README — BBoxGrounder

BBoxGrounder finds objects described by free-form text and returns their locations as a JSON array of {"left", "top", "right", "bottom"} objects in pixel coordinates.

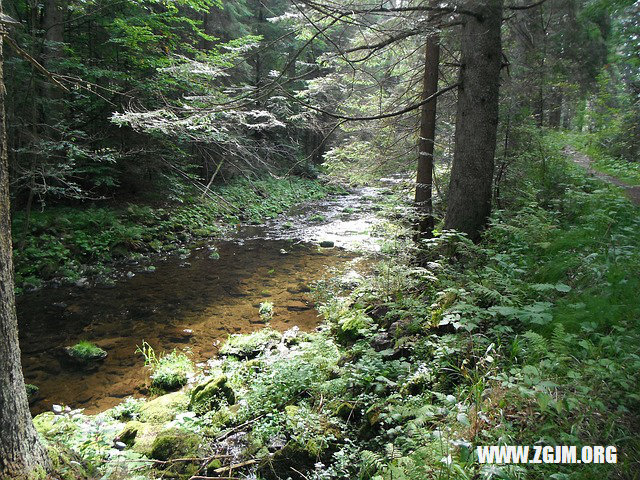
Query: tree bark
[
  {"left": 42, "top": 0, "right": 65, "bottom": 114},
  {"left": 0, "top": 4, "right": 51, "bottom": 477},
  {"left": 414, "top": 27, "right": 440, "bottom": 239},
  {"left": 444, "top": 0, "right": 504, "bottom": 241}
]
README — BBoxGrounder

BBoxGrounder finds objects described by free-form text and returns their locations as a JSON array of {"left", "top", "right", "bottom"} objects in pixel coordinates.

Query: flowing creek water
[{"left": 18, "top": 186, "right": 386, "bottom": 414}]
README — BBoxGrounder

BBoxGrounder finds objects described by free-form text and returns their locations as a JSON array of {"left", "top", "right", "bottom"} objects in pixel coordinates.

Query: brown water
[{"left": 18, "top": 187, "right": 384, "bottom": 414}]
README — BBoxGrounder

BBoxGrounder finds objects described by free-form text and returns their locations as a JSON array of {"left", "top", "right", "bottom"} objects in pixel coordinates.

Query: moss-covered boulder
[
  {"left": 219, "top": 328, "right": 282, "bottom": 358},
  {"left": 149, "top": 428, "right": 201, "bottom": 461},
  {"left": 116, "top": 421, "right": 165, "bottom": 457},
  {"left": 117, "top": 421, "right": 143, "bottom": 447},
  {"left": 138, "top": 391, "right": 189, "bottom": 424},
  {"left": 189, "top": 375, "right": 235, "bottom": 415}
]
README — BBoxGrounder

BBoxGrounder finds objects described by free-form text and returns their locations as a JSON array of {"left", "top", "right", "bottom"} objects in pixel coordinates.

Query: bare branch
[
  {"left": 3, "top": 35, "right": 69, "bottom": 92},
  {"left": 507, "top": 0, "right": 547, "bottom": 11}
]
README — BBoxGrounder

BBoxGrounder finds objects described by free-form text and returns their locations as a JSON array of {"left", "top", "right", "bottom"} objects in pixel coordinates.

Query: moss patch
[
  {"left": 64, "top": 341, "right": 107, "bottom": 365},
  {"left": 189, "top": 375, "right": 235, "bottom": 415},
  {"left": 219, "top": 328, "right": 282, "bottom": 358},
  {"left": 138, "top": 391, "right": 189, "bottom": 424},
  {"left": 149, "top": 429, "right": 201, "bottom": 461}
]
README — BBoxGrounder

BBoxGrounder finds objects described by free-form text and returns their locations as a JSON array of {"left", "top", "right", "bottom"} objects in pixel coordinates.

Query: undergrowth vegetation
[
  {"left": 136, "top": 342, "right": 195, "bottom": 393},
  {"left": 12, "top": 177, "right": 336, "bottom": 293},
  {"left": 34, "top": 132, "right": 639, "bottom": 479}
]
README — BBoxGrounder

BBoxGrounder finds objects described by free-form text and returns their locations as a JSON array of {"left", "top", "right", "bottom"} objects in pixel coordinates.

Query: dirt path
[{"left": 564, "top": 146, "right": 640, "bottom": 206}]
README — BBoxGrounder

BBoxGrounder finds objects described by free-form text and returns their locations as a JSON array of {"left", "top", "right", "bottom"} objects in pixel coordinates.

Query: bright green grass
[{"left": 67, "top": 341, "right": 107, "bottom": 361}]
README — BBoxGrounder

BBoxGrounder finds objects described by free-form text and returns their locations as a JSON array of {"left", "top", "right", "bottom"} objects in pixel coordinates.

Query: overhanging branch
[{"left": 287, "top": 82, "right": 460, "bottom": 122}]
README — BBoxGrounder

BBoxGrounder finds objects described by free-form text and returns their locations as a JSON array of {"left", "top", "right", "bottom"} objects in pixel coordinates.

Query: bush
[{"left": 136, "top": 341, "right": 194, "bottom": 392}]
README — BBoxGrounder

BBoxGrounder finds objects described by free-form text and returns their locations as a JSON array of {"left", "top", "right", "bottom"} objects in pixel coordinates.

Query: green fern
[{"left": 522, "top": 330, "right": 549, "bottom": 361}]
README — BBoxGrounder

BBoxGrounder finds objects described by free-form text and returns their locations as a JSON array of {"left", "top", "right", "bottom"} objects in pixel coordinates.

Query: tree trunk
[
  {"left": 0, "top": 5, "right": 51, "bottom": 477},
  {"left": 42, "top": 0, "right": 65, "bottom": 59},
  {"left": 254, "top": 0, "right": 264, "bottom": 107},
  {"left": 548, "top": 90, "right": 562, "bottom": 128},
  {"left": 444, "top": 0, "right": 504, "bottom": 241},
  {"left": 414, "top": 28, "right": 440, "bottom": 239},
  {"left": 42, "top": 0, "right": 65, "bottom": 120}
]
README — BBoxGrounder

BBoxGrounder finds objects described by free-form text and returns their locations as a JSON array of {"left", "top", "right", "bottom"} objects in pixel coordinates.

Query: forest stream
[{"left": 18, "top": 186, "right": 386, "bottom": 415}]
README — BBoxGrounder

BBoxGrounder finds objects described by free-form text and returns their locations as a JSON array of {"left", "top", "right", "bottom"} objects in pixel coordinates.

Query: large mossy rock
[
  {"left": 149, "top": 428, "right": 201, "bottom": 461},
  {"left": 139, "top": 391, "right": 189, "bottom": 424},
  {"left": 117, "top": 421, "right": 169, "bottom": 457},
  {"left": 189, "top": 375, "right": 235, "bottom": 415}
]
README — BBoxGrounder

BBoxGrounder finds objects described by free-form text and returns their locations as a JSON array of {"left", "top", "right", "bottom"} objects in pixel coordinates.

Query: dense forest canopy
[{"left": 0, "top": 0, "right": 639, "bottom": 478}]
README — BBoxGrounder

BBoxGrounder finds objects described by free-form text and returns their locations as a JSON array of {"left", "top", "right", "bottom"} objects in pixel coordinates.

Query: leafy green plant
[
  {"left": 136, "top": 341, "right": 194, "bottom": 392},
  {"left": 258, "top": 301, "right": 274, "bottom": 322}
]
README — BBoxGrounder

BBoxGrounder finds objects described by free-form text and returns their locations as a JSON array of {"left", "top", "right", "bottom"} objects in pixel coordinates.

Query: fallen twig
[{"left": 213, "top": 459, "right": 258, "bottom": 474}]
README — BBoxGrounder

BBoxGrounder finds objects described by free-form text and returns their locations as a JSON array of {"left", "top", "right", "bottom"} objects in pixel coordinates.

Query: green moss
[
  {"left": 116, "top": 421, "right": 165, "bottom": 457},
  {"left": 149, "top": 429, "right": 200, "bottom": 461},
  {"left": 26, "top": 383, "right": 39, "bottom": 403},
  {"left": 138, "top": 391, "right": 189, "bottom": 424},
  {"left": 117, "top": 420, "right": 142, "bottom": 447},
  {"left": 64, "top": 341, "right": 107, "bottom": 363},
  {"left": 189, "top": 375, "right": 235, "bottom": 415},
  {"left": 219, "top": 328, "right": 282, "bottom": 358}
]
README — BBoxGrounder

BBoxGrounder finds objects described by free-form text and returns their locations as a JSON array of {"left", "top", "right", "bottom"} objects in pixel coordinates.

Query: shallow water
[{"left": 18, "top": 187, "right": 384, "bottom": 414}]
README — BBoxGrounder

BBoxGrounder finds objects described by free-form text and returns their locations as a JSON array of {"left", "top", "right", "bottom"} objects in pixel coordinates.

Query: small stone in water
[
  {"left": 75, "top": 278, "right": 89, "bottom": 288},
  {"left": 114, "top": 441, "right": 127, "bottom": 451},
  {"left": 183, "top": 329, "right": 193, "bottom": 335},
  {"left": 319, "top": 240, "right": 335, "bottom": 248},
  {"left": 52, "top": 404, "right": 63, "bottom": 414},
  {"left": 279, "top": 249, "right": 288, "bottom": 255},
  {"left": 126, "top": 271, "right": 135, "bottom": 278}
]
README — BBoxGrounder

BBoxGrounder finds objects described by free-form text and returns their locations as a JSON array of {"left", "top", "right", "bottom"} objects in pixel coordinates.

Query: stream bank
[{"left": 20, "top": 183, "right": 387, "bottom": 415}]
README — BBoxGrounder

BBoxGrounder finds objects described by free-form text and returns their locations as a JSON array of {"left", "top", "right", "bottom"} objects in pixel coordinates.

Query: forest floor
[{"left": 564, "top": 145, "right": 640, "bottom": 205}]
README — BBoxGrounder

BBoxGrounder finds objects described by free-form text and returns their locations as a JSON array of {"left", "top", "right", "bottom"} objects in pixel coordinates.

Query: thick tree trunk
[
  {"left": 42, "top": 0, "right": 65, "bottom": 58},
  {"left": 0, "top": 6, "right": 51, "bottom": 478},
  {"left": 42, "top": 0, "right": 65, "bottom": 112},
  {"left": 444, "top": 0, "right": 504, "bottom": 241},
  {"left": 414, "top": 29, "right": 440, "bottom": 239}
]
